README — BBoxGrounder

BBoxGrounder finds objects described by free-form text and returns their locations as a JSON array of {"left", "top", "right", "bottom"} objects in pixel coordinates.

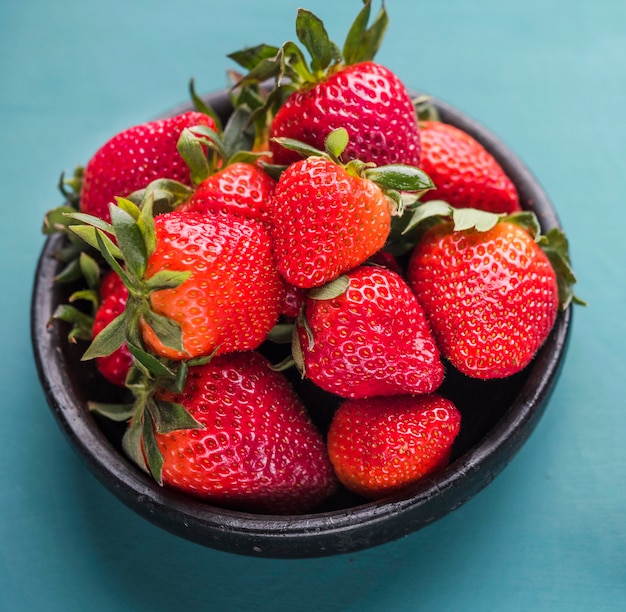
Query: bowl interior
[{"left": 31, "top": 90, "right": 571, "bottom": 558}]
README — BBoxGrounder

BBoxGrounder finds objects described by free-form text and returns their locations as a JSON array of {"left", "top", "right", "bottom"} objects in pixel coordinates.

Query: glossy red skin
[
  {"left": 327, "top": 394, "right": 461, "bottom": 500},
  {"left": 155, "top": 351, "right": 337, "bottom": 514},
  {"left": 179, "top": 162, "right": 275, "bottom": 223},
  {"left": 269, "top": 156, "right": 391, "bottom": 288},
  {"left": 298, "top": 266, "right": 444, "bottom": 398},
  {"left": 92, "top": 283, "right": 132, "bottom": 386},
  {"left": 419, "top": 121, "right": 521, "bottom": 214},
  {"left": 141, "top": 210, "right": 283, "bottom": 361},
  {"left": 80, "top": 111, "right": 217, "bottom": 222},
  {"left": 407, "top": 221, "right": 559, "bottom": 379},
  {"left": 270, "top": 61, "right": 421, "bottom": 168}
]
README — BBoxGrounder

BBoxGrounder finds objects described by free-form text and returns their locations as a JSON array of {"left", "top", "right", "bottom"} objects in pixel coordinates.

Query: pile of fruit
[{"left": 43, "top": 2, "right": 580, "bottom": 515}]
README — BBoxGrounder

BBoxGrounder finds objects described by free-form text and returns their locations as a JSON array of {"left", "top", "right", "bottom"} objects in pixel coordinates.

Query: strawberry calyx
[
  {"left": 66, "top": 196, "right": 191, "bottom": 364},
  {"left": 397, "top": 200, "right": 583, "bottom": 310},
  {"left": 270, "top": 127, "right": 434, "bottom": 213},
  {"left": 228, "top": 1, "right": 388, "bottom": 122}
]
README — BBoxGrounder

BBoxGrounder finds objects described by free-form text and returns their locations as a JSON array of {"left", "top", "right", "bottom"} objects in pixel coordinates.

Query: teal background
[{"left": 1, "top": 0, "right": 623, "bottom": 609}]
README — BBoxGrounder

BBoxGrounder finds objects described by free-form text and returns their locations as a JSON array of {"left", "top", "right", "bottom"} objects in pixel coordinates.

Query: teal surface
[{"left": 1, "top": 0, "right": 623, "bottom": 609}]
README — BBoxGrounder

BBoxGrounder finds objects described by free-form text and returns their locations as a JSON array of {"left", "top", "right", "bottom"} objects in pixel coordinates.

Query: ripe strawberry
[
  {"left": 269, "top": 61, "right": 421, "bottom": 168},
  {"left": 178, "top": 161, "right": 275, "bottom": 223},
  {"left": 267, "top": 130, "right": 432, "bottom": 289},
  {"left": 418, "top": 120, "right": 521, "bottom": 214},
  {"left": 406, "top": 204, "right": 577, "bottom": 379},
  {"left": 80, "top": 111, "right": 217, "bottom": 222},
  {"left": 92, "top": 282, "right": 133, "bottom": 386},
  {"left": 327, "top": 394, "right": 461, "bottom": 500},
  {"left": 293, "top": 266, "right": 444, "bottom": 398},
  {"left": 74, "top": 199, "right": 283, "bottom": 365},
  {"left": 230, "top": 2, "right": 420, "bottom": 168},
  {"left": 141, "top": 209, "right": 283, "bottom": 360},
  {"left": 149, "top": 351, "right": 337, "bottom": 513}
]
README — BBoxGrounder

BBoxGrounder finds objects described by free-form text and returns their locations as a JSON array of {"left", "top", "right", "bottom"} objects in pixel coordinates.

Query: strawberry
[
  {"left": 146, "top": 351, "right": 337, "bottom": 513},
  {"left": 292, "top": 265, "right": 444, "bottom": 398},
  {"left": 418, "top": 120, "right": 521, "bottom": 214},
  {"left": 178, "top": 161, "right": 275, "bottom": 223},
  {"left": 267, "top": 129, "right": 432, "bottom": 289},
  {"left": 230, "top": 2, "right": 421, "bottom": 168},
  {"left": 71, "top": 198, "right": 283, "bottom": 365},
  {"left": 92, "top": 282, "right": 133, "bottom": 386},
  {"left": 405, "top": 203, "right": 579, "bottom": 379},
  {"left": 327, "top": 393, "right": 461, "bottom": 500},
  {"left": 80, "top": 111, "right": 217, "bottom": 223}
]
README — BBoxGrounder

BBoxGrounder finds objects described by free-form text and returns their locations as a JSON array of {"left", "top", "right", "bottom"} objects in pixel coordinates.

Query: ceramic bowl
[{"left": 31, "top": 90, "right": 572, "bottom": 558}]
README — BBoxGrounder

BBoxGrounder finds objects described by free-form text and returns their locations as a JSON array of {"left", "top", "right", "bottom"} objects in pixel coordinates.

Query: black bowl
[{"left": 31, "top": 90, "right": 572, "bottom": 558}]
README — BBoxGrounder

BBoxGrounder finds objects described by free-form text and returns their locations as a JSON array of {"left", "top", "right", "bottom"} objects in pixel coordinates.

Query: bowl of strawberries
[{"left": 31, "top": 2, "right": 579, "bottom": 558}]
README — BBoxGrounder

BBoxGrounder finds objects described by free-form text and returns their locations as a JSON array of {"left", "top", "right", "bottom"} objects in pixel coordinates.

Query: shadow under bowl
[{"left": 31, "top": 90, "right": 572, "bottom": 558}]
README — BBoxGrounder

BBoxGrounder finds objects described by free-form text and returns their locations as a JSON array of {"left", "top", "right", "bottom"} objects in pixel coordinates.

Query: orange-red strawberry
[
  {"left": 92, "top": 281, "right": 132, "bottom": 386},
  {"left": 73, "top": 198, "right": 283, "bottom": 366},
  {"left": 406, "top": 204, "right": 577, "bottom": 379},
  {"left": 141, "top": 209, "right": 283, "bottom": 360},
  {"left": 230, "top": 2, "right": 420, "bottom": 168},
  {"left": 293, "top": 266, "right": 444, "bottom": 398},
  {"left": 80, "top": 111, "right": 217, "bottom": 222},
  {"left": 418, "top": 120, "right": 521, "bottom": 214},
  {"left": 178, "top": 161, "right": 275, "bottom": 223},
  {"left": 327, "top": 394, "right": 461, "bottom": 500},
  {"left": 150, "top": 351, "right": 337, "bottom": 513}
]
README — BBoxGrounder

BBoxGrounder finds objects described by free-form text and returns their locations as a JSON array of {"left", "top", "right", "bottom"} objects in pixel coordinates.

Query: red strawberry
[
  {"left": 178, "top": 161, "right": 275, "bottom": 223},
  {"left": 418, "top": 120, "right": 521, "bottom": 214},
  {"left": 327, "top": 394, "right": 461, "bottom": 500},
  {"left": 269, "top": 155, "right": 391, "bottom": 288},
  {"left": 80, "top": 111, "right": 217, "bottom": 222},
  {"left": 150, "top": 351, "right": 337, "bottom": 513},
  {"left": 99, "top": 268, "right": 126, "bottom": 300},
  {"left": 141, "top": 209, "right": 283, "bottom": 361},
  {"left": 406, "top": 205, "right": 571, "bottom": 379},
  {"left": 77, "top": 199, "right": 284, "bottom": 366},
  {"left": 92, "top": 282, "right": 133, "bottom": 386},
  {"left": 267, "top": 130, "right": 432, "bottom": 289},
  {"left": 270, "top": 61, "right": 420, "bottom": 168},
  {"left": 230, "top": 3, "right": 420, "bottom": 168},
  {"left": 293, "top": 266, "right": 444, "bottom": 398}
]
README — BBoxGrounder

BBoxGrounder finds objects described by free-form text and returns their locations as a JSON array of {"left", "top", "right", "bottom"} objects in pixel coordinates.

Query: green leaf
[
  {"left": 308, "top": 275, "right": 350, "bottom": 300},
  {"left": 342, "top": 0, "right": 389, "bottom": 65},
  {"left": 148, "top": 399, "right": 205, "bottom": 434},
  {"left": 325, "top": 128, "right": 349, "bottom": 161},
  {"left": 143, "top": 309, "right": 186, "bottom": 354},
  {"left": 68, "top": 225, "right": 123, "bottom": 260},
  {"left": 271, "top": 136, "right": 325, "bottom": 160},
  {"left": 51, "top": 304, "right": 94, "bottom": 342},
  {"left": 81, "top": 310, "right": 126, "bottom": 360},
  {"left": 222, "top": 105, "right": 256, "bottom": 160},
  {"left": 189, "top": 78, "right": 223, "bottom": 132},
  {"left": 142, "top": 411, "right": 164, "bottom": 484},
  {"left": 79, "top": 252, "right": 101, "bottom": 290},
  {"left": 401, "top": 200, "right": 453, "bottom": 235},
  {"left": 93, "top": 230, "right": 132, "bottom": 288},
  {"left": 66, "top": 211, "right": 115, "bottom": 235},
  {"left": 125, "top": 342, "right": 177, "bottom": 380},
  {"left": 295, "top": 8, "right": 338, "bottom": 73},
  {"left": 228, "top": 44, "right": 281, "bottom": 71},
  {"left": 110, "top": 203, "right": 148, "bottom": 279},
  {"left": 365, "top": 164, "right": 435, "bottom": 192},
  {"left": 42, "top": 205, "right": 78, "bottom": 235},
  {"left": 177, "top": 127, "right": 213, "bottom": 185},
  {"left": 504, "top": 210, "right": 542, "bottom": 240},
  {"left": 145, "top": 269, "right": 190, "bottom": 292},
  {"left": 538, "top": 227, "right": 585, "bottom": 309},
  {"left": 122, "top": 416, "right": 149, "bottom": 473},
  {"left": 88, "top": 401, "right": 135, "bottom": 422},
  {"left": 452, "top": 207, "right": 502, "bottom": 232}
]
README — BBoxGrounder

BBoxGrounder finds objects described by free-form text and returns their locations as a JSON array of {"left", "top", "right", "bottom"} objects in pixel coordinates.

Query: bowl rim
[{"left": 31, "top": 89, "right": 572, "bottom": 558}]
